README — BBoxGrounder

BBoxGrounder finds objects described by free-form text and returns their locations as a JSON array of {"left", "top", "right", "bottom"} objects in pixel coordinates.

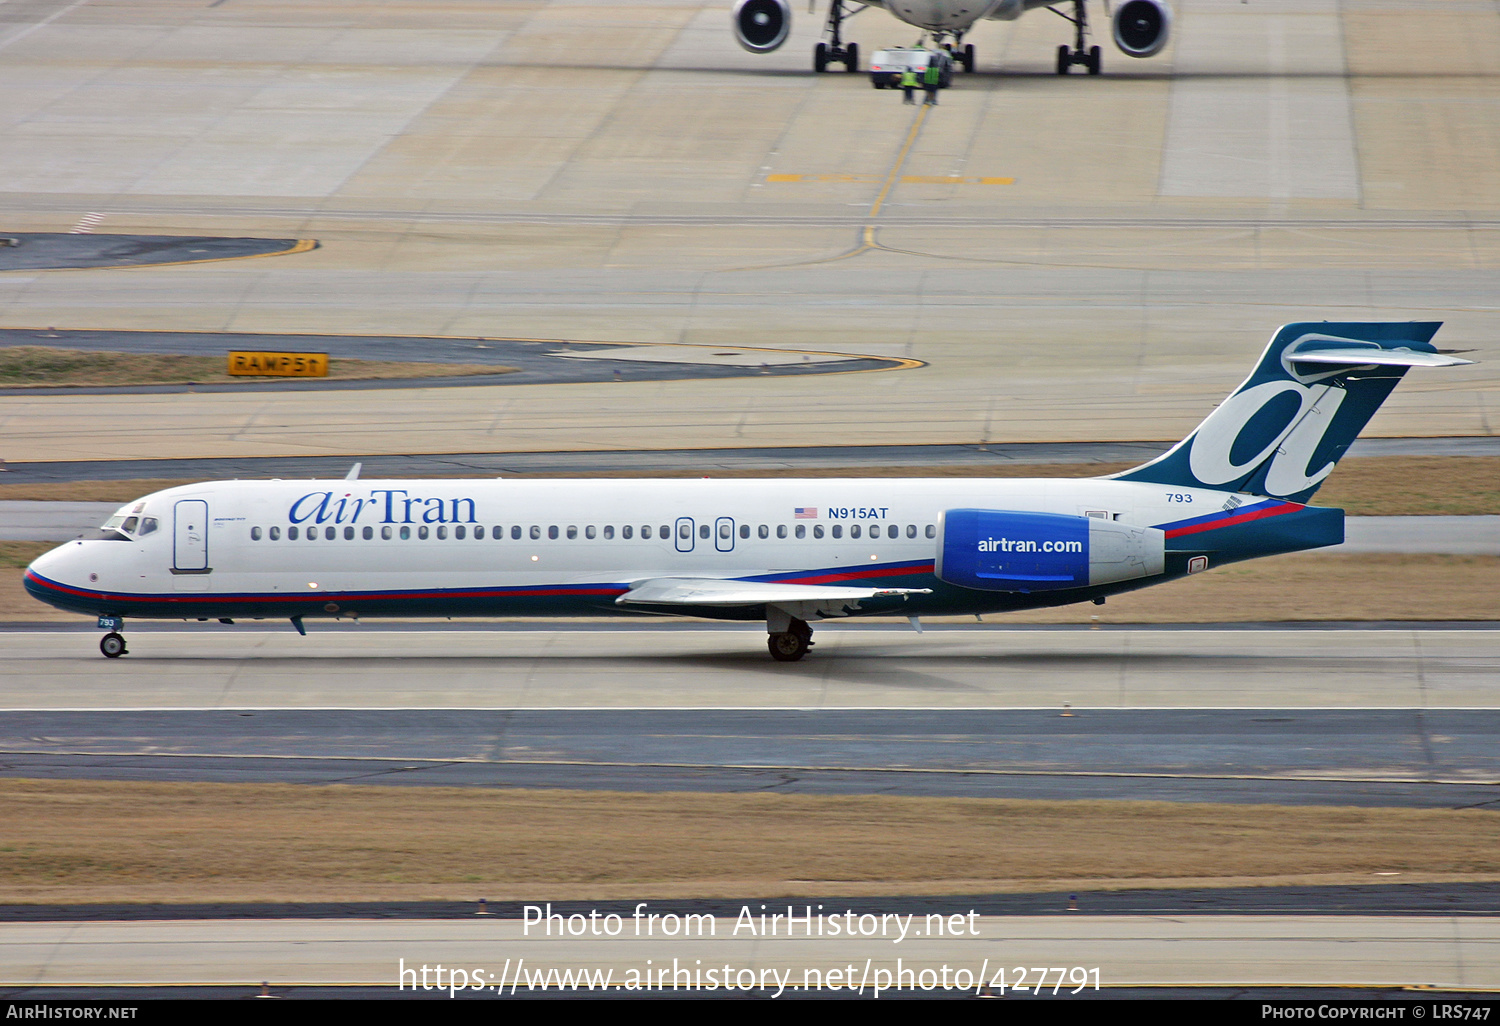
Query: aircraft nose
[{"left": 25, "top": 541, "right": 84, "bottom": 589}]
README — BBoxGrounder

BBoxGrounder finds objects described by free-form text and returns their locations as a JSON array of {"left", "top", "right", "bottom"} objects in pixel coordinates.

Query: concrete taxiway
[
  {"left": 4, "top": 627, "right": 1497, "bottom": 711},
  {"left": 0, "top": 0, "right": 1496, "bottom": 464}
]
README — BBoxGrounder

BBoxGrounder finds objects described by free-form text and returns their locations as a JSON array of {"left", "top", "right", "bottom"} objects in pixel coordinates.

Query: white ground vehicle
[{"left": 869, "top": 48, "right": 953, "bottom": 89}]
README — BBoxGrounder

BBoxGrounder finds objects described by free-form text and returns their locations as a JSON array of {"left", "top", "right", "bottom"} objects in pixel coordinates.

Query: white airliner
[
  {"left": 25, "top": 322, "right": 1470, "bottom": 661},
  {"left": 733, "top": 0, "right": 1171, "bottom": 76}
]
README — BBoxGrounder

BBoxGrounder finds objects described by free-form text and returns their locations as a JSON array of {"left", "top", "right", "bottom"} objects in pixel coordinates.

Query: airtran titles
[{"left": 288, "top": 489, "right": 478, "bottom": 526}]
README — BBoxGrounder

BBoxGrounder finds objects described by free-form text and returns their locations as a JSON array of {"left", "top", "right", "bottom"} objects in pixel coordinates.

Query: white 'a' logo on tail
[{"left": 1187, "top": 381, "right": 1348, "bottom": 497}]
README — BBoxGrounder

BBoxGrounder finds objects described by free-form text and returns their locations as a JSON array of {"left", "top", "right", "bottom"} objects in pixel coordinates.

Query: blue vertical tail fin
[{"left": 1112, "top": 322, "right": 1469, "bottom": 503}]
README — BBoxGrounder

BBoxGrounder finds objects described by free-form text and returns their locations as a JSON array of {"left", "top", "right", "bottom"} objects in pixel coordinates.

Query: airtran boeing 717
[{"left": 24, "top": 322, "right": 1470, "bottom": 661}]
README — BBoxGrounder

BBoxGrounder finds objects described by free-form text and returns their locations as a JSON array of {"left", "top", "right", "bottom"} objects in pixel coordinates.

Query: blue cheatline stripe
[{"left": 24, "top": 559, "right": 941, "bottom": 610}]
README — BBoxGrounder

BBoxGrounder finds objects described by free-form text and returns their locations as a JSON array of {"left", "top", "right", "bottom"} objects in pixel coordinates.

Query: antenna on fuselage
[{"left": 344, "top": 463, "right": 362, "bottom": 481}]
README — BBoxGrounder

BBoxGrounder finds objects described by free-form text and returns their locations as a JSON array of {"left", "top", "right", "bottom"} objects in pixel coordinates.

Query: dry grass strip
[{"left": 2, "top": 780, "right": 1499, "bottom": 904}]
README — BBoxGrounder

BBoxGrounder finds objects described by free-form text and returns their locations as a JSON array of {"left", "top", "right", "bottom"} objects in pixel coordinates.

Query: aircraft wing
[{"left": 615, "top": 577, "right": 929, "bottom": 608}]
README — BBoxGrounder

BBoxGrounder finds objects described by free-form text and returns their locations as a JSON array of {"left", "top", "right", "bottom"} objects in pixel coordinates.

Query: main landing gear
[
  {"left": 768, "top": 617, "right": 814, "bottom": 662},
  {"left": 100, "top": 631, "right": 127, "bottom": 658},
  {"left": 813, "top": 0, "right": 861, "bottom": 72},
  {"left": 1053, "top": 0, "right": 1101, "bottom": 75}
]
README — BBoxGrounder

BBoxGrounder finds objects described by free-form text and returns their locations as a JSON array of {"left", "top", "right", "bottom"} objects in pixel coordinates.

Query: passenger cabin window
[
  {"left": 363, "top": 526, "right": 373, "bottom": 540},
  {"left": 437, "top": 526, "right": 448, "bottom": 539},
  {"left": 530, "top": 526, "right": 540, "bottom": 540},
  {"left": 777, "top": 525, "right": 787, "bottom": 539},
  {"left": 548, "top": 525, "right": 559, "bottom": 540},
  {"left": 813, "top": 525, "right": 824, "bottom": 539},
  {"left": 926, "top": 525, "right": 936, "bottom": 538},
  {"left": 566, "top": 525, "right": 577, "bottom": 540},
  {"left": 456, "top": 525, "right": 466, "bottom": 540},
  {"left": 344, "top": 526, "right": 354, "bottom": 540},
  {"left": 741, "top": 524, "right": 751, "bottom": 539},
  {"left": 418, "top": 526, "right": 429, "bottom": 540},
  {"left": 250, "top": 526, "right": 262, "bottom": 541},
  {"left": 850, "top": 524, "right": 860, "bottom": 539},
  {"left": 586, "top": 525, "right": 596, "bottom": 539},
  {"left": 289, "top": 526, "right": 299, "bottom": 540},
  {"left": 603, "top": 525, "right": 614, "bottom": 540},
  {"left": 659, "top": 525, "right": 668, "bottom": 539},
  {"left": 831, "top": 525, "right": 842, "bottom": 539},
  {"left": 513, "top": 526, "right": 523, "bottom": 540},
  {"left": 795, "top": 525, "right": 805, "bottom": 539},
  {"left": 401, "top": 526, "right": 411, "bottom": 540},
  {"left": 382, "top": 526, "right": 392, "bottom": 540},
  {"left": 906, "top": 524, "right": 916, "bottom": 538},
  {"left": 270, "top": 526, "right": 281, "bottom": 541},
  {"left": 324, "top": 526, "right": 336, "bottom": 540},
  {"left": 699, "top": 524, "right": 710, "bottom": 540},
  {"left": 622, "top": 525, "right": 633, "bottom": 540}
]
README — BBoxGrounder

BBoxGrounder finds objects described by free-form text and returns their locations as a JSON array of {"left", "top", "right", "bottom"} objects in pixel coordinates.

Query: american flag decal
[{"left": 794, "top": 507, "right": 818, "bottom": 519}]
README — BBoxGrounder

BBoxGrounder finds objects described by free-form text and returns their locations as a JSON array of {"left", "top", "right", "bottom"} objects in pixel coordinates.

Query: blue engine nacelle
[{"left": 935, "top": 509, "right": 1165, "bottom": 593}]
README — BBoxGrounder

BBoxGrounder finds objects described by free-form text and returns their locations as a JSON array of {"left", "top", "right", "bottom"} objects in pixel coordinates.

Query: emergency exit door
[{"left": 173, "top": 499, "right": 209, "bottom": 572}]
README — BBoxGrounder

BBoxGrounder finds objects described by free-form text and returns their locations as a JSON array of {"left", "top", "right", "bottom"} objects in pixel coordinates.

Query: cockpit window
[
  {"left": 138, "top": 517, "right": 158, "bottom": 536},
  {"left": 121, "top": 517, "right": 139, "bottom": 533}
]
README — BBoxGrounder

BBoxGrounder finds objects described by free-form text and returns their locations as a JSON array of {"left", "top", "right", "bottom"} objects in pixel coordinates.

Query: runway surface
[
  {"left": 2, "top": 626, "right": 1498, "bottom": 805},
  {"left": 7, "top": 626, "right": 1499, "bottom": 711},
  {"left": 4, "top": 914, "right": 1499, "bottom": 990},
  {"left": 3, "top": 707, "right": 1498, "bottom": 808}
]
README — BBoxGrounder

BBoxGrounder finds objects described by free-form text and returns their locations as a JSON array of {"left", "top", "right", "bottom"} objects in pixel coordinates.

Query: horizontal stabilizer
[
  {"left": 617, "top": 577, "right": 930, "bottom": 608},
  {"left": 1286, "top": 348, "right": 1472, "bottom": 368}
]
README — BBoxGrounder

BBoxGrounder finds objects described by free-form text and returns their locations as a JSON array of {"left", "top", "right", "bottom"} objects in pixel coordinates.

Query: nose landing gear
[
  {"left": 1053, "top": 0, "right": 1102, "bottom": 75},
  {"left": 100, "top": 632, "right": 127, "bottom": 658}
]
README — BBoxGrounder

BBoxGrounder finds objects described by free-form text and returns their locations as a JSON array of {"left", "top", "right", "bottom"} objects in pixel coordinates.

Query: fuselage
[
  {"left": 24, "top": 475, "right": 1342, "bottom": 624},
  {"left": 875, "top": 0, "right": 1035, "bottom": 37}
]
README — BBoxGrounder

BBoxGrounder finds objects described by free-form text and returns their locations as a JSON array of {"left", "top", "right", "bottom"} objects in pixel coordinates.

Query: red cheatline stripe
[
  {"left": 1164, "top": 502, "right": 1298, "bottom": 539},
  {"left": 772, "top": 562, "right": 934, "bottom": 586}
]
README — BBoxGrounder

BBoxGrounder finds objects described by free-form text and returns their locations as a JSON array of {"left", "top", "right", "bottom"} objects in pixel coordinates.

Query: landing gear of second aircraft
[
  {"left": 768, "top": 618, "right": 814, "bottom": 662},
  {"left": 1053, "top": 0, "right": 1101, "bottom": 75},
  {"left": 813, "top": 0, "right": 862, "bottom": 72}
]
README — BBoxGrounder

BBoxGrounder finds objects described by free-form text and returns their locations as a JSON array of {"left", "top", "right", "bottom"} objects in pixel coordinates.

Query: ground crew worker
[
  {"left": 899, "top": 67, "right": 919, "bottom": 104},
  {"left": 922, "top": 60, "right": 941, "bottom": 105}
]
